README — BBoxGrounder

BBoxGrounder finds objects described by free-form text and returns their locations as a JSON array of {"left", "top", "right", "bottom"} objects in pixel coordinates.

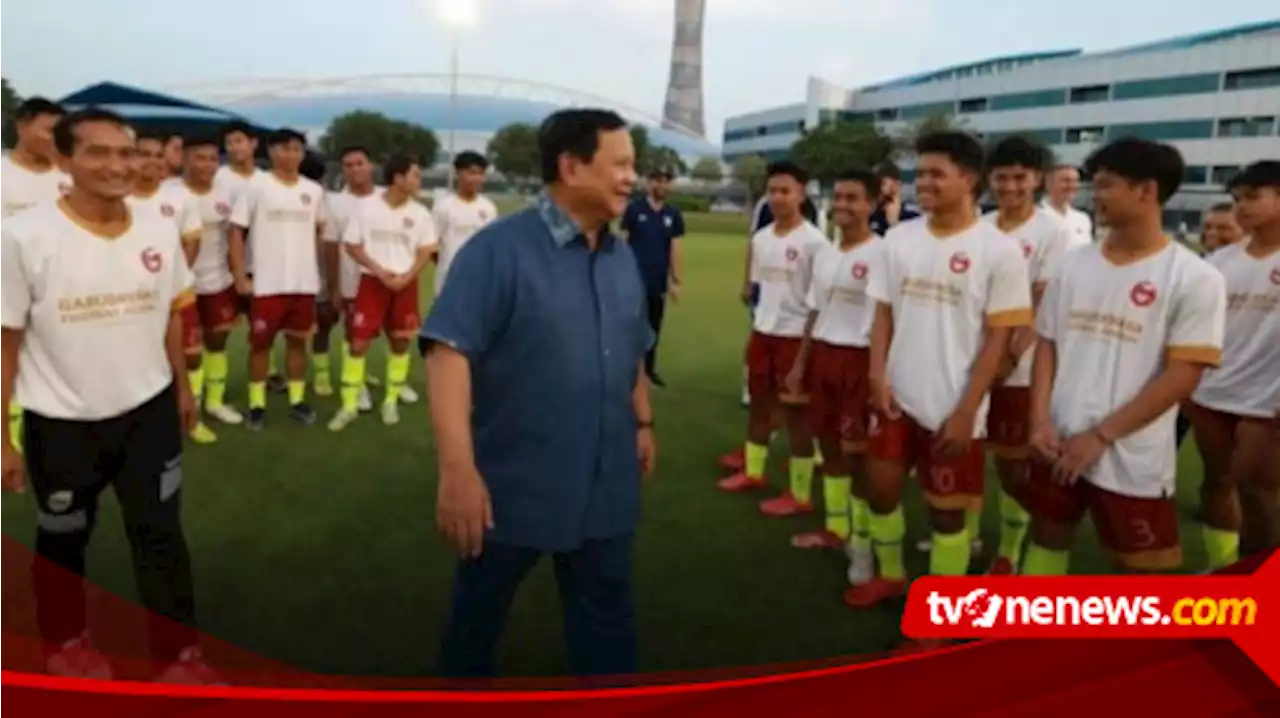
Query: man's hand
[
  {"left": 870, "top": 377, "right": 901, "bottom": 420},
  {"left": 377, "top": 269, "right": 399, "bottom": 290},
  {"left": 330, "top": 293, "right": 345, "bottom": 314},
  {"left": 784, "top": 361, "right": 806, "bottom": 400},
  {"left": 740, "top": 283, "right": 754, "bottom": 307},
  {"left": 667, "top": 281, "right": 681, "bottom": 305},
  {"left": 234, "top": 275, "right": 253, "bottom": 297},
  {"left": 933, "top": 409, "right": 976, "bottom": 458},
  {"left": 2, "top": 444, "right": 25, "bottom": 493},
  {"left": 1030, "top": 421, "right": 1061, "bottom": 462},
  {"left": 638, "top": 427, "right": 657, "bottom": 477},
  {"left": 177, "top": 385, "right": 198, "bottom": 435},
  {"left": 1053, "top": 430, "right": 1108, "bottom": 486},
  {"left": 437, "top": 463, "right": 494, "bottom": 559}
]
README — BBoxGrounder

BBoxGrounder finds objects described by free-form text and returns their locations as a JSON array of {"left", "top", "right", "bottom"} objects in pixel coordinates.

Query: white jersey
[
  {"left": 126, "top": 184, "right": 203, "bottom": 247},
  {"left": 432, "top": 193, "right": 497, "bottom": 296},
  {"left": 1, "top": 156, "right": 71, "bottom": 218},
  {"left": 1, "top": 201, "right": 194, "bottom": 420},
  {"left": 1042, "top": 200, "right": 1094, "bottom": 246},
  {"left": 229, "top": 172, "right": 324, "bottom": 297},
  {"left": 322, "top": 188, "right": 383, "bottom": 300},
  {"left": 806, "top": 237, "right": 883, "bottom": 348},
  {"left": 868, "top": 219, "right": 1032, "bottom": 434},
  {"left": 181, "top": 183, "right": 237, "bottom": 295},
  {"left": 751, "top": 222, "right": 827, "bottom": 338},
  {"left": 215, "top": 165, "right": 261, "bottom": 270},
  {"left": 984, "top": 208, "right": 1078, "bottom": 388},
  {"left": 343, "top": 195, "right": 437, "bottom": 275},
  {"left": 1191, "top": 241, "right": 1280, "bottom": 419},
  {"left": 1037, "top": 242, "right": 1226, "bottom": 498}
]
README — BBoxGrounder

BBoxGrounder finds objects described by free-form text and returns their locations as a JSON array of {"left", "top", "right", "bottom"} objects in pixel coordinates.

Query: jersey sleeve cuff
[
  {"left": 986, "top": 308, "right": 1033, "bottom": 328},
  {"left": 1166, "top": 345, "right": 1221, "bottom": 367},
  {"left": 171, "top": 289, "right": 196, "bottom": 313}
]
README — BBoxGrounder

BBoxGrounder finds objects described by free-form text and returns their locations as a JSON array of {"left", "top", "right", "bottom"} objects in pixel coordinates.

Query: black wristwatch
[{"left": 637, "top": 419, "right": 655, "bottom": 430}]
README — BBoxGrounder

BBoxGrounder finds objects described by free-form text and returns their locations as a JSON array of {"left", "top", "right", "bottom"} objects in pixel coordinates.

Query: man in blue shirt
[
  {"left": 868, "top": 162, "right": 921, "bottom": 235},
  {"left": 421, "top": 109, "right": 656, "bottom": 680},
  {"left": 621, "top": 168, "right": 684, "bottom": 387}
]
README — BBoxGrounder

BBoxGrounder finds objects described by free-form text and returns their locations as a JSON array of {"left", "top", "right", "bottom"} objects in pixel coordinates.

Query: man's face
[
  {"left": 1201, "top": 210, "right": 1243, "bottom": 253},
  {"left": 393, "top": 164, "right": 422, "bottom": 195},
  {"left": 560, "top": 128, "right": 636, "bottom": 220},
  {"left": 456, "top": 165, "right": 487, "bottom": 195},
  {"left": 1090, "top": 169, "right": 1150, "bottom": 228},
  {"left": 1048, "top": 167, "right": 1080, "bottom": 205},
  {"left": 134, "top": 138, "right": 169, "bottom": 184},
  {"left": 1231, "top": 185, "right": 1280, "bottom": 234},
  {"left": 164, "top": 136, "right": 184, "bottom": 173},
  {"left": 66, "top": 120, "right": 135, "bottom": 200},
  {"left": 341, "top": 151, "right": 374, "bottom": 189},
  {"left": 224, "top": 131, "right": 257, "bottom": 165},
  {"left": 17, "top": 112, "right": 63, "bottom": 160},
  {"left": 990, "top": 165, "right": 1041, "bottom": 213},
  {"left": 647, "top": 175, "right": 671, "bottom": 200},
  {"left": 914, "top": 152, "right": 974, "bottom": 214},
  {"left": 879, "top": 176, "right": 900, "bottom": 201},
  {"left": 767, "top": 173, "right": 804, "bottom": 221},
  {"left": 184, "top": 145, "right": 220, "bottom": 185},
  {"left": 268, "top": 139, "right": 304, "bottom": 174},
  {"left": 831, "top": 179, "right": 873, "bottom": 229}
]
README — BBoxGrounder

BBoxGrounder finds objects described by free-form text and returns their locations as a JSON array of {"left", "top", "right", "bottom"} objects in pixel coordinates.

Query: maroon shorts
[
  {"left": 868, "top": 410, "right": 985, "bottom": 511},
  {"left": 1027, "top": 461, "right": 1181, "bottom": 571},
  {"left": 988, "top": 386, "right": 1031, "bottom": 459},
  {"left": 250, "top": 294, "right": 317, "bottom": 351},
  {"left": 808, "top": 343, "right": 870, "bottom": 453},
  {"left": 196, "top": 286, "right": 241, "bottom": 335},
  {"left": 180, "top": 304, "right": 202, "bottom": 357},
  {"left": 746, "top": 332, "right": 807, "bottom": 405},
  {"left": 349, "top": 275, "right": 420, "bottom": 343}
]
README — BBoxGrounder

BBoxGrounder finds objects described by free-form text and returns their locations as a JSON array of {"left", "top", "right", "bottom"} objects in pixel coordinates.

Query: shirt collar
[{"left": 535, "top": 191, "right": 613, "bottom": 250}]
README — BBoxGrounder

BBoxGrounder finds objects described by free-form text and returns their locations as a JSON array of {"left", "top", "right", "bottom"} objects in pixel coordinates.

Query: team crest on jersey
[
  {"left": 215, "top": 201, "right": 231, "bottom": 216},
  {"left": 300, "top": 193, "right": 313, "bottom": 206},
  {"left": 785, "top": 247, "right": 799, "bottom": 262},
  {"left": 140, "top": 247, "right": 163, "bottom": 274},
  {"left": 1270, "top": 267, "right": 1280, "bottom": 286},
  {"left": 58, "top": 181, "right": 73, "bottom": 196},
  {"left": 403, "top": 217, "right": 415, "bottom": 230},
  {"left": 664, "top": 216, "right": 673, "bottom": 228},
  {"left": 160, "top": 203, "right": 176, "bottom": 218},
  {"left": 852, "top": 262, "right": 869, "bottom": 279},
  {"left": 1130, "top": 281, "right": 1158, "bottom": 307},
  {"left": 638, "top": 214, "right": 647, "bottom": 223},
  {"left": 949, "top": 252, "right": 971, "bottom": 274},
  {"left": 478, "top": 209, "right": 489, "bottom": 221},
  {"left": 1020, "top": 241, "right": 1033, "bottom": 259}
]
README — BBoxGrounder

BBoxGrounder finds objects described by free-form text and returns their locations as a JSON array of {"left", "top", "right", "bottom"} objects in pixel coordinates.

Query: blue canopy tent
[{"left": 58, "top": 81, "right": 271, "bottom": 137}]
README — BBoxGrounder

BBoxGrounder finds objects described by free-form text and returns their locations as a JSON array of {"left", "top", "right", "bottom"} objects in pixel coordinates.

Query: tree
[
  {"left": 487, "top": 122, "right": 540, "bottom": 191},
  {"left": 690, "top": 156, "right": 723, "bottom": 189},
  {"left": 629, "top": 125, "right": 652, "bottom": 176},
  {"left": 790, "top": 121, "right": 894, "bottom": 188},
  {"left": 732, "top": 154, "right": 769, "bottom": 202},
  {"left": 895, "top": 113, "right": 970, "bottom": 154},
  {"left": 2, "top": 78, "right": 21, "bottom": 150},
  {"left": 319, "top": 110, "right": 439, "bottom": 167},
  {"left": 644, "top": 145, "right": 687, "bottom": 177}
]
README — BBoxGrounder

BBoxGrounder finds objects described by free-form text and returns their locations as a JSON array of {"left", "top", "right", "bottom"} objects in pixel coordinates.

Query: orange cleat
[
  {"left": 719, "top": 449, "right": 745, "bottom": 472},
  {"left": 759, "top": 492, "right": 814, "bottom": 517},
  {"left": 790, "top": 530, "right": 845, "bottom": 550},
  {"left": 987, "top": 557, "right": 1016, "bottom": 576},
  {"left": 717, "top": 473, "right": 768, "bottom": 493},
  {"left": 843, "top": 577, "right": 907, "bottom": 608}
]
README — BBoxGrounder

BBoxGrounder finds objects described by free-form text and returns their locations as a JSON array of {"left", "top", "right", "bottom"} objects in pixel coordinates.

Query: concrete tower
[{"left": 663, "top": 0, "right": 706, "bottom": 137}]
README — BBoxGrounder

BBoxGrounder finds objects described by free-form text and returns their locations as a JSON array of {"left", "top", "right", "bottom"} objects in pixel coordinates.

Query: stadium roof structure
[{"left": 59, "top": 81, "right": 268, "bottom": 130}]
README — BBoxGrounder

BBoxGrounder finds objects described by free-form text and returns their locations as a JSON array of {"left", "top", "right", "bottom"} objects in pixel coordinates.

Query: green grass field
[{"left": 0, "top": 215, "right": 1211, "bottom": 677}]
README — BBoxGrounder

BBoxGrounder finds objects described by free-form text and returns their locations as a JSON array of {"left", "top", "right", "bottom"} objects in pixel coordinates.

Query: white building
[{"left": 722, "top": 21, "right": 1280, "bottom": 228}]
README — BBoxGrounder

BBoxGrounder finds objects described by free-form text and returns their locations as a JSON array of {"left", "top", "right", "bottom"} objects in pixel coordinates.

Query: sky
[{"left": 2, "top": 0, "right": 1276, "bottom": 138}]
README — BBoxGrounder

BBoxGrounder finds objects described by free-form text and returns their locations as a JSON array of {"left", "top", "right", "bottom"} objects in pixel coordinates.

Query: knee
[
  {"left": 349, "top": 340, "right": 371, "bottom": 357},
  {"left": 1029, "top": 518, "right": 1074, "bottom": 551},
  {"left": 931, "top": 508, "right": 965, "bottom": 534},
  {"left": 205, "top": 334, "right": 228, "bottom": 352},
  {"left": 389, "top": 339, "right": 410, "bottom": 354},
  {"left": 184, "top": 355, "right": 202, "bottom": 372}
]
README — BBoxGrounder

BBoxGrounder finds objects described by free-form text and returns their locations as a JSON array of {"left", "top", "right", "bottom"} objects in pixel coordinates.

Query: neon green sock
[
  {"left": 848, "top": 495, "right": 872, "bottom": 552},
  {"left": 744, "top": 442, "right": 769, "bottom": 480},
  {"left": 385, "top": 353, "right": 410, "bottom": 406},
  {"left": 823, "top": 475, "right": 851, "bottom": 538},
  {"left": 248, "top": 381, "right": 267, "bottom": 410},
  {"left": 287, "top": 380, "right": 306, "bottom": 406},
  {"left": 965, "top": 506, "right": 982, "bottom": 544},
  {"left": 1202, "top": 525, "right": 1240, "bottom": 570},
  {"left": 1023, "top": 543, "right": 1070, "bottom": 576},
  {"left": 8, "top": 400, "right": 23, "bottom": 453},
  {"left": 313, "top": 353, "right": 331, "bottom": 384},
  {"left": 341, "top": 355, "right": 366, "bottom": 414},
  {"left": 790, "top": 457, "right": 815, "bottom": 504},
  {"left": 998, "top": 489, "right": 1031, "bottom": 565},
  {"left": 930, "top": 530, "right": 971, "bottom": 576},
  {"left": 869, "top": 506, "right": 906, "bottom": 580},
  {"left": 267, "top": 350, "right": 278, "bottom": 376},
  {"left": 204, "top": 351, "right": 229, "bottom": 409},
  {"left": 187, "top": 367, "right": 205, "bottom": 405}
]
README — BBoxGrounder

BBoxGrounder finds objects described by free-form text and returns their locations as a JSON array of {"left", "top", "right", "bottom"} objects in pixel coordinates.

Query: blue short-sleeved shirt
[
  {"left": 869, "top": 201, "right": 921, "bottom": 236},
  {"left": 620, "top": 198, "right": 684, "bottom": 297},
  {"left": 421, "top": 193, "right": 655, "bottom": 552}
]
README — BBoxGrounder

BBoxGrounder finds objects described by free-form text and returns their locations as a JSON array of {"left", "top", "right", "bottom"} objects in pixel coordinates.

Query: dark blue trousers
[{"left": 437, "top": 534, "right": 636, "bottom": 678}]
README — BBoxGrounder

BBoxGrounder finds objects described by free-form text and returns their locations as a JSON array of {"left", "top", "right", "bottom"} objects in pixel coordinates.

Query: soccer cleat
[
  {"left": 313, "top": 375, "right": 335, "bottom": 398},
  {"left": 289, "top": 403, "right": 317, "bottom": 426},
  {"left": 188, "top": 422, "right": 218, "bottom": 445},
  {"left": 987, "top": 557, "right": 1016, "bottom": 576},
  {"left": 740, "top": 389, "right": 750, "bottom": 407},
  {"left": 716, "top": 472, "right": 768, "bottom": 493},
  {"left": 357, "top": 386, "right": 374, "bottom": 413},
  {"left": 842, "top": 577, "right": 907, "bottom": 608},
  {"left": 155, "top": 646, "right": 225, "bottom": 686},
  {"left": 381, "top": 402, "right": 400, "bottom": 426},
  {"left": 207, "top": 404, "right": 244, "bottom": 425},
  {"left": 759, "top": 492, "right": 814, "bottom": 517},
  {"left": 365, "top": 374, "right": 382, "bottom": 387},
  {"left": 246, "top": 408, "right": 266, "bottom": 432},
  {"left": 267, "top": 374, "right": 287, "bottom": 394},
  {"left": 398, "top": 386, "right": 419, "bottom": 405},
  {"left": 917, "top": 537, "right": 984, "bottom": 553},
  {"left": 719, "top": 449, "right": 745, "bottom": 472},
  {"left": 45, "top": 632, "right": 113, "bottom": 680},
  {"left": 327, "top": 409, "right": 358, "bottom": 433},
  {"left": 847, "top": 546, "right": 875, "bottom": 586},
  {"left": 790, "top": 530, "right": 844, "bottom": 550}
]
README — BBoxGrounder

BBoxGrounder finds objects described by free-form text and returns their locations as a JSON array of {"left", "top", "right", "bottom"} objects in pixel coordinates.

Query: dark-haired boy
[
  {"left": 2, "top": 97, "right": 69, "bottom": 219},
  {"left": 1025, "top": 138, "right": 1225, "bottom": 575},
  {"left": 433, "top": 150, "right": 497, "bottom": 297}
]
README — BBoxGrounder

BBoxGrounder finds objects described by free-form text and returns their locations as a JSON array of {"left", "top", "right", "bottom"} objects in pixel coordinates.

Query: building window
[
  {"left": 899, "top": 101, "right": 956, "bottom": 120},
  {"left": 1182, "top": 166, "right": 1208, "bottom": 185},
  {"left": 1211, "top": 166, "right": 1241, "bottom": 185},
  {"left": 987, "top": 128, "right": 1064, "bottom": 145},
  {"left": 989, "top": 89, "right": 1066, "bottom": 111},
  {"left": 958, "top": 97, "right": 988, "bottom": 113},
  {"left": 874, "top": 107, "right": 899, "bottom": 121},
  {"left": 1111, "top": 73, "right": 1221, "bottom": 100},
  {"left": 1107, "top": 119, "right": 1215, "bottom": 141},
  {"left": 842, "top": 110, "right": 876, "bottom": 123},
  {"left": 1069, "top": 85, "right": 1110, "bottom": 104},
  {"left": 1224, "top": 66, "right": 1280, "bottom": 91},
  {"left": 1218, "top": 116, "right": 1276, "bottom": 137},
  {"left": 1065, "top": 127, "right": 1106, "bottom": 144}
]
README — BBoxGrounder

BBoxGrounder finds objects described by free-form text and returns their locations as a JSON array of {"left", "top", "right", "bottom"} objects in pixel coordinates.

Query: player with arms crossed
[
  {"left": 434, "top": 151, "right": 498, "bottom": 296},
  {"left": 1, "top": 109, "right": 216, "bottom": 683},
  {"left": 329, "top": 155, "right": 436, "bottom": 431},
  {"left": 1024, "top": 138, "right": 1226, "bottom": 576},
  {"left": 719, "top": 162, "right": 826, "bottom": 519},
  {"left": 981, "top": 136, "right": 1081, "bottom": 575},
  {"left": 228, "top": 128, "right": 327, "bottom": 430},
  {"left": 782, "top": 169, "right": 883, "bottom": 575},
  {"left": 1186, "top": 161, "right": 1280, "bottom": 567},
  {"left": 849, "top": 132, "right": 1031, "bottom": 619}
]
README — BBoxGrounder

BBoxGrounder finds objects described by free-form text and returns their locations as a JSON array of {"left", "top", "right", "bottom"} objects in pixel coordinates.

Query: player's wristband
[{"left": 637, "top": 419, "right": 655, "bottom": 430}]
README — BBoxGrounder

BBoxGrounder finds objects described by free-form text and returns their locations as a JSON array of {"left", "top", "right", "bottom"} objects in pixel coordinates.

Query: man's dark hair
[
  {"left": 454, "top": 150, "right": 488, "bottom": 171},
  {"left": 1208, "top": 202, "right": 1235, "bottom": 213},
  {"left": 916, "top": 131, "right": 986, "bottom": 177},
  {"left": 874, "top": 161, "right": 902, "bottom": 182},
  {"left": 339, "top": 145, "right": 370, "bottom": 161},
  {"left": 266, "top": 127, "right": 307, "bottom": 147},
  {"left": 647, "top": 167, "right": 674, "bottom": 180},
  {"left": 985, "top": 135, "right": 1053, "bottom": 174},
  {"left": 14, "top": 97, "right": 66, "bottom": 124},
  {"left": 383, "top": 154, "right": 418, "bottom": 185},
  {"left": 183, "top": 132, "right": 221, "bottom": 150},
  {"left": 134, "top": 127, "right": 167, "bottom": 144},
  {"left": 220, "top": 120, "right": 256, "bottom": 141},
  {"left": 766, "top": 160, "right": 808, "bottom": 186},
  {"left": 1083, "top": 137, "right": 1184, "bottom": 204},
  {"left": 52, "top": 107, "right": 131, "bottom": 157},
  {"left": 835, "top": 167, "right": 880, "bottom": 202},
  {"left": 300, "top": 152, "right": 327, "bottom": 183},
  {"left": 537, "top": 108, "right": 627, "bottom": 183},
  {"left": 1227, "top": 160, "right": 1280, "bottom": 192}
]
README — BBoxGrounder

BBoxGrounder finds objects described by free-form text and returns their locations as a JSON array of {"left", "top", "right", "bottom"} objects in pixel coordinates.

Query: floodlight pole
[{"left": 448, "top": 37, "right": 459, "bottom": 191}]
